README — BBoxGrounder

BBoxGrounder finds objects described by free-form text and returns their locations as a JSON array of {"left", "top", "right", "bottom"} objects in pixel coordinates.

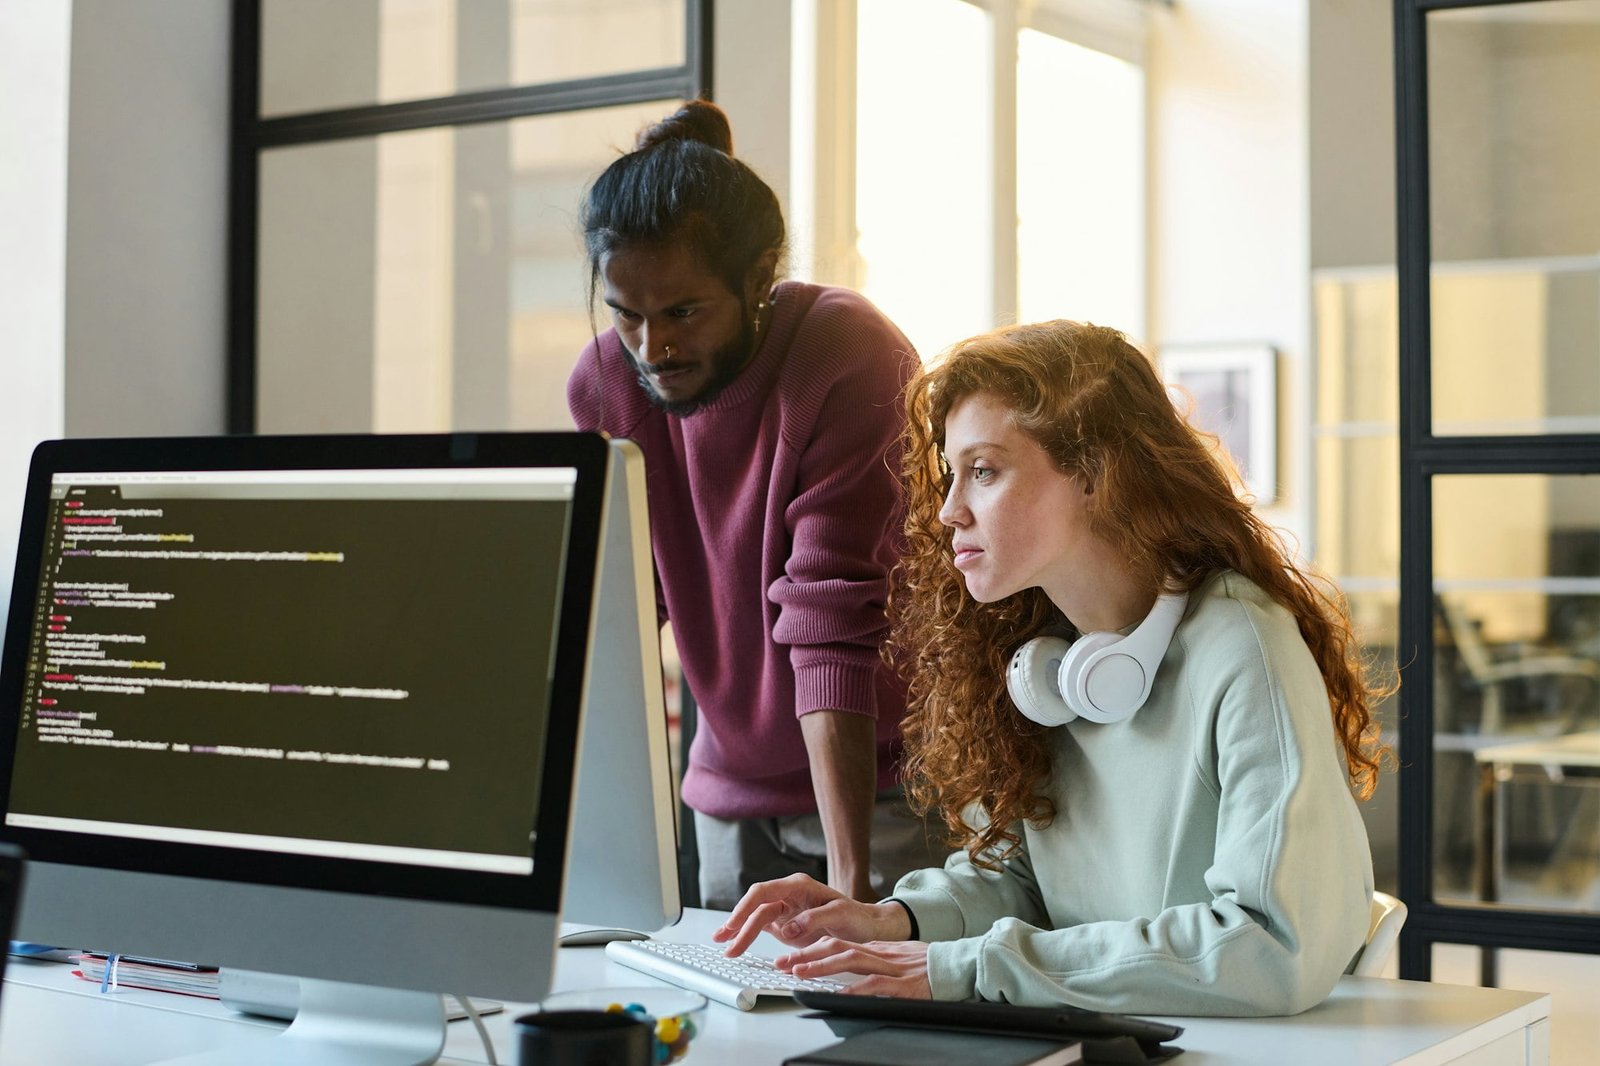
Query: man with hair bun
[{"left": 568, "top": 99, "right": 942, "bottom": 909}]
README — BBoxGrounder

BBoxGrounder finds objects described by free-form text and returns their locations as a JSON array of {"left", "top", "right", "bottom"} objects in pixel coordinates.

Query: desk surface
[
  {"left": 1474, "top": 729, "right": 1600, "bottom": 767},
  {"left": 0, "top": 909, "right": 1551, "bottom": 1065}
]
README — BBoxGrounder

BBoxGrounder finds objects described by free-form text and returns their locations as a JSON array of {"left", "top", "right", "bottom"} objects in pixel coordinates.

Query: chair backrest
[
  {"left": 1348, "top": 890, "right": 1407, "bottom": 977},
  {"left": 1437, "top": 598, "right": 1494, "bottom": 681}
]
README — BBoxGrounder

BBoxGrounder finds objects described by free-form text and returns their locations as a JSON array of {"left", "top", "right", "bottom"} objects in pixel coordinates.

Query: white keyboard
[{"left": 604, "top": 939, "right": 852, "bottom": 1010}]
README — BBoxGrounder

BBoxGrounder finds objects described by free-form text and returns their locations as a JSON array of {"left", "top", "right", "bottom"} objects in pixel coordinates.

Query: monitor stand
[{"left": 158, "top": 979, "right": 448, "bottom": 1065}]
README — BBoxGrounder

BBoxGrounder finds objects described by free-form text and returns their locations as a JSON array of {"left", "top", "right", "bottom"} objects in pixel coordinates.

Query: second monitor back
[{"left": 562, "top": 438, "right": 681, "bottom": 931}]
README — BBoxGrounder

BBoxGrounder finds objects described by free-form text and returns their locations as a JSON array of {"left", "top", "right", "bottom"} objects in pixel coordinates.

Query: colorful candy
[{"left": 601, "top": 1001, "right": 698, "bottom": 1061}]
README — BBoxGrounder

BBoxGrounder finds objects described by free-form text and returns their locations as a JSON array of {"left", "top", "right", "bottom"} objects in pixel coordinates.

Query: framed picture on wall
[{"left": 1159, "top": 343, "right": 1278, "bottom": 506}]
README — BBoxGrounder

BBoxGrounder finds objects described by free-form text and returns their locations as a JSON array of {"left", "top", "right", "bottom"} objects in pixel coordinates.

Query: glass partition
[
  {"left": 1431, "top": 473, "right": 1600, "bottom": 914},
  {"left": 1427, "top": 1, "right": 1600, "bottom": 436}
]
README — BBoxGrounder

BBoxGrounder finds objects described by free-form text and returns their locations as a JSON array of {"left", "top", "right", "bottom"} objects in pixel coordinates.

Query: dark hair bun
[{"left": 635, "top": 98, "right": 734, "bottom": 155}]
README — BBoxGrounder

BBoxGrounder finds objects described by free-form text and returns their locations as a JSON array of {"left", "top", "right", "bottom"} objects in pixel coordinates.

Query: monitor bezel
[{"left": 0, "top": 431, "right": 608, "bottom": 915}]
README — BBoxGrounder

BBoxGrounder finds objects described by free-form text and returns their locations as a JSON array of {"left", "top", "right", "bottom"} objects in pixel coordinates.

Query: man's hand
[
  {"left": 712, "top": 872, "right": 911, "bottom": 957},
  {"left": 800, "top": 709, "right": 878, "bottom": 901}
]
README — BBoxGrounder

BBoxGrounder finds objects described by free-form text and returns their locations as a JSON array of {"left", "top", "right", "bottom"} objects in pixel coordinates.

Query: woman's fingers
[
  {"left": 714, "top": 877, "right": 901, "bottom": 958},
  {"left": 779, "top": 938, "right": 930, "bottom": 979},
  {"left": 715, "top": 875, "right": 802, "bottom": 938},
  {"left": 845, "top": 973, "right": 933, "bottom": 1000},
  {"left": 791, "top": 946, "right": 902, "bottom": 978},
  {"left": 715, "top": 874, "right": 833, "bottom": 955},
  {"left": 778, "top": 898, "right": 892, "bottom": 946},
  {"left": 774, "top": 934, "right": 853, "bottom": 968},
  {"left": 716, "top": 899, "right": 793, "bottom": 957}
]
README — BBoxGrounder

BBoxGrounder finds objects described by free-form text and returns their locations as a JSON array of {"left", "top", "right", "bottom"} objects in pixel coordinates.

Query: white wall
[
  {"left": 715, "top": 0, "right": 794, "bottom": 238},
  {"left": 0, "top": 0, "right": 72, "bottom": 613},
  {"left": 1146, "top": 0, "right": 1311, "bottom": 550},
  {"left": 0, "top": 0, "right": 228, "bottom": 620},
  {"left": 63, "top": 0, "right": 230, "bottom": 438},
  {"left": 1309, "top": 0, "right": 1394, "bottom": 273}
]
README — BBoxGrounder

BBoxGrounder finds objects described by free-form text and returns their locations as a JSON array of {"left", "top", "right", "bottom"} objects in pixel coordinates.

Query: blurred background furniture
[
  {"left": 1437, "top": 598, "right": 1600, "bottom": 739},
  {"left": 1472, "top": 731, "right": 1600, "bottom": 985}
]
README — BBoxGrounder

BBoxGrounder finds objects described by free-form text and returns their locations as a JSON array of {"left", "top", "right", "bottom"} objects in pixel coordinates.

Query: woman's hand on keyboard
[
  {"left": 778, "top": 937, "right": 932, "bottom": 1000},
  {"left": 711, "top": 873, "right": 912, "bottom": 958}
]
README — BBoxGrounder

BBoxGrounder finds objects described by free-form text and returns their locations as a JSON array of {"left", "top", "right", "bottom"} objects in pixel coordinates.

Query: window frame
[
  {"left": 1393, "top": 0, "right": 1600, "bottom": 981},
  {"left": 226, "top": 0, "right": 712, "bottom": 433}
]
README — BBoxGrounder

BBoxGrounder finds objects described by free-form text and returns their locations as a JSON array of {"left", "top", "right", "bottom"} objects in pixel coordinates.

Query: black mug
[{"left": 513, "top": 1009, "right": 653, "bottom": 1066}]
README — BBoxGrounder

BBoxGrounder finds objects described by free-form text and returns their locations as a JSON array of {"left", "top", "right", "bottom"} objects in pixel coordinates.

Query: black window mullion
[
  {"left": 1407, "top": 905, "right": 1600, "bottom": 955},
  {"left": 691, "top": 0, "right": 714, "bottom": 101},
  {"left": 227, "top": 0, "right": 262, "bottom": 435},
  {"left": 257, "top": 68, "right": 703, "bottom": 148},
  {"left": 1418, "top": 437, "right": 1600, "bottom": 474},
  {"left": 1395, "top": 0, "right": 1435, "bottom": 982},
  {"left": 1397, "top": 466, "right": 1435, "bottom": 979},
  {"left": 1420, "top": 0, "right": 1549, "bottom": 9}
]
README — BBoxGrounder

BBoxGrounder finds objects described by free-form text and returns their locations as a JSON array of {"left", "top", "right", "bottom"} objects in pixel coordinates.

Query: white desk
[{"left": 0, "top": 909, "right": 1552, "bottom": 1065}]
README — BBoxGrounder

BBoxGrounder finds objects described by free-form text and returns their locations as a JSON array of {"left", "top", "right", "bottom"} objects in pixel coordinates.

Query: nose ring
[{"left": 662, "top": 345, "right": 675, "bottom": 358}]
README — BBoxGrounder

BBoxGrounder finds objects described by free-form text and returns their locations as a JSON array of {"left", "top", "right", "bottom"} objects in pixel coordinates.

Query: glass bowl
[{"left": 537, "top": 986, "right": 708, "bottom": 1063}]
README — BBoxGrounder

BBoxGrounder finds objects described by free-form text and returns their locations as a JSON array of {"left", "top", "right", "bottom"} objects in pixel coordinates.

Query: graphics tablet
[{"left": 792, "top": 991, "right": 1185, "bottom": 1063}]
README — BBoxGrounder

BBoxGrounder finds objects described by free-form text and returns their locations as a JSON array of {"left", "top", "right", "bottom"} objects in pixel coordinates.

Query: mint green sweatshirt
[{"left": 893, "top": 571, "right": 1374, "bottom": 1015}]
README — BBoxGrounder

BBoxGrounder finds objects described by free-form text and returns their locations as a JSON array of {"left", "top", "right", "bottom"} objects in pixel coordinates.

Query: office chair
[
  {"left": 1436, "top": 598, "right": 1600, "bottom": 737},
  {"left": 1347, "top": 891, "right": 1407, "bottom": 977}
]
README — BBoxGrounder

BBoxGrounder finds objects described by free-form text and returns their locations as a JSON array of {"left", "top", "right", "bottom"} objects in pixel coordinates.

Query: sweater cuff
[
  {"left": 791, "top": 656, "right": 880, "bottom": 718},
  {"left": 925, "top": 937, "right": 983, "bottom": 1001},
  {"left": 889, "top": 867, "right": 971, "bottom": 943}
]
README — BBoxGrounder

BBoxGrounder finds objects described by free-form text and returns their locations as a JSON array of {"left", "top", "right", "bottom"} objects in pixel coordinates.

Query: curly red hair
[{"left": 887, "top": 321, "right": 1389, "bottom": 868}]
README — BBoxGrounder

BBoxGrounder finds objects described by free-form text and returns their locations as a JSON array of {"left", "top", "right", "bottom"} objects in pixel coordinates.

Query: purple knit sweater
[{"left": 567, "top": 282, "right": 917, "bottom": 819}]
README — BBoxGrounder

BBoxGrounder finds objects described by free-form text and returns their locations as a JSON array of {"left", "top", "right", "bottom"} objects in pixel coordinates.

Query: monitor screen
[{"left": 0, "top": 432, "right": 610, "bottom": 1062}]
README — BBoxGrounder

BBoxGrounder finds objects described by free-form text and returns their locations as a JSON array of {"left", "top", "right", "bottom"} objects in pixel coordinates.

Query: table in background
[
  {"left": 0, "top": 908, "right": 1551, "bottom": 1065},
  {"left": 1474, "top": 730, "right": 1600, "bottom": 985}
]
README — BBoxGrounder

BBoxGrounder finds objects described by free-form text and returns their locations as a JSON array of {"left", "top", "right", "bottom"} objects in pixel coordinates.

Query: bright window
[
  {"left": 855, "top": 0, "right": 1147, "bottom": 360},
  {"left": 1016, "top": 29, "right": 1143, "bottom": 332},
  {"left": 855, "top": 0, "right": 989, "bottom": 361}
]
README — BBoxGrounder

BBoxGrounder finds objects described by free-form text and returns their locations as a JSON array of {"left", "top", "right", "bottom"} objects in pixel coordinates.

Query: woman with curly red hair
[{"left": 714, "top": 319, "right": 1387, "bottom": 1015}]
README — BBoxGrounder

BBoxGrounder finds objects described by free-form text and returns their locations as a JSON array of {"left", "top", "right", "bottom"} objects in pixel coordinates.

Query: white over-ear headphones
[{"left": 1006, "top": 593, "right": 1189, "bottom": 727}]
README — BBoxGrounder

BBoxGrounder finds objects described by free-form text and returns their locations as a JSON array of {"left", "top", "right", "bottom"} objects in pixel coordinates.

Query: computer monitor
[
  {"left": 561, "top": 439, "right": 681, "bottom": 933},
  {"left": 0, "top": 432, "right": 611, "bottom": 1065}
]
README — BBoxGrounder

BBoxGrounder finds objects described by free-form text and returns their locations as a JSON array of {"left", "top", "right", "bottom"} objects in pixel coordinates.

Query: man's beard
[{"left": 629, "top": 313, "right": 758, "bottom": 417}]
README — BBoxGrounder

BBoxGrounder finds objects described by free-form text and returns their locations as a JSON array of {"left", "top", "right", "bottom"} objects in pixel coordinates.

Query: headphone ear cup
[
  {"left": 1009, "top": 593, "right": 1188, "bottom": 729},
  {"left": 1057, "top": 631, "right": 1126, "bottom": 721},
  {"left": 1063, "top": 593, "right": 1189, "bottom": 723},
  {"left": 1007, "top": 636, "right": 1075, "bottom": 727}
]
